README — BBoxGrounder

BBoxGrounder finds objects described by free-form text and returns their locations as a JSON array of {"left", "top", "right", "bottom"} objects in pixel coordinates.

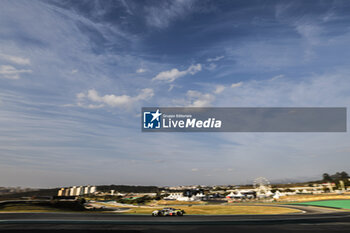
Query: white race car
[{"left": 152, "top": 207, "right": 185, "bottom": 216}]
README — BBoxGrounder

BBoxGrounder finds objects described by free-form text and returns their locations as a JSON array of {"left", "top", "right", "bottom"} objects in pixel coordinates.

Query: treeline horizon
[{"left": 1, "top": 171, "right": 349, "bottom": 199}]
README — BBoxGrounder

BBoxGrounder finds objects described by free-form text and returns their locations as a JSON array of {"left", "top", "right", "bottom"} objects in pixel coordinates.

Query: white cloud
[
  {"left": 217, "top": 71, "right": 350, "bottom": 108},
  {"left": 0, "top": 53, "right": 30, "bottom": 65},
  {"left": 294, "top": 22, "right": 323, "bottom": 60},
  {"left": 145, "top": 0, "right": 196, "bottom": 29},
  {"left": 274, "top": 4, "right": 324, "bottom": 61},
  {"left": 295, "top": 23, "right": 322, "bottom": 46},
  {"left": 191, "top": 168, "right": 199, "bottom": 172},
  {"left": 71, "top": 69, "right": 78, "bottom": 74},
  {"left": 152, "top": 64, "right": 201, "bottom": 83},
  {"left": 207, "top": 55, "right": 224, "bottom": 62},
  {"left": 76, "top": 92, "right": 85, "bottom": 99},
  {"left": 186, "top": 90, "right": 215, "bottom": 107},
  {"left": 0, "top": 65, "right": 32, "bottom": 79},
  {"left": 231, "top": 81, "right": 243, "bottom": 88},
  {"left": 136, "top": 68, "right": 147, "bottom": 73},
  {"left": 168, "top": 84, "right": 175, "bottom": 91},
  {"left": 228, "top": 41, "right": 299, "bottom": 70},
  {"left": 77, "top": 88, "right": 154, "bottom": 108},
  {"left": 270, "top": 74, "right": 284, "bottom": 81},
  {"left": 153, "top": 68, "right": 185, "bottom": 82},
  {"left": 214, "top": 85, "right": 225, "bottom": 94},
  {"left": 205, "top": 63, "right": 217, "bottom": 70},
  {"left": 173, "top": 87, "right": 217, "bottom": 107}
]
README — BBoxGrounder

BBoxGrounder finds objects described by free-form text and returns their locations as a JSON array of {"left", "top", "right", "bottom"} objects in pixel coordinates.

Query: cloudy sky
[{"left": 1, "top": 0, "right": 350, "bottom": 188}]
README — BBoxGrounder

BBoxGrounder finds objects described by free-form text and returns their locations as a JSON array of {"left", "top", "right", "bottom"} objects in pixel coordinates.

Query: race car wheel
[{"left": 177, "top": 212, "right": 183, "bottom": 216}]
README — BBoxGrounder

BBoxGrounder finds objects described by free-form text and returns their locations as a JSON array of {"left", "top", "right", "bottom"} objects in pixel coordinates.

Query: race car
[{"left": 152, "top": 207, "right": 185, "bottom": 216}]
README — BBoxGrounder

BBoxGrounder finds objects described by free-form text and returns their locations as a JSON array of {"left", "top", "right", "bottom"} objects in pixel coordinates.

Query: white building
[
  {"left": 70, "top": 186, "right": 77, "bottom": 196},
  {"left": 58, "top": 188, "right": 65, "bottom": 196},
  {"left": 165, "top": 192, "right": 204, "bottom": 201},
  {"left": 58, "top": 185, "right": 97, "bottom": 196},
  {"left": 165, "top": 192, "right": 182, "bottom": 200},
  {"left": 76, "top": 186, "right": 84, "bottom": 196},
  {"left": 90, "top": 186, "right": 96, "bottom": 194},
  {"left": 84, "top": 186, "right": 91, "bottom": 195}
]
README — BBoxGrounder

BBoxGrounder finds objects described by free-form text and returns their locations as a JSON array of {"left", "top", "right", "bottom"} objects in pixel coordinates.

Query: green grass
[
  {"left": 294, "top": 200, "right": 350, "bottom": 209},
  {"left": 0, "top": 204, "right": 66, "bottom": 212},
  {"left": 123, "top": 205, "right": 301, "bottom": 215},
  {"left": 0, "top": 202, "right": 86, "bottom": 212}
]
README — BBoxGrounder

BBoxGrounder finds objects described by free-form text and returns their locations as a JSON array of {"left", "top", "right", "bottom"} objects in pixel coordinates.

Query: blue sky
[{"left": 1, "top": 0, "right": 350, "bottom": 188}]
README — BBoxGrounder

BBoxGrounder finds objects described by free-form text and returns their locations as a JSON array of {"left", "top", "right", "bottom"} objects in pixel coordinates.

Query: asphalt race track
[{"left": 0, "top": 205, "right": 350, "bottom": 233}]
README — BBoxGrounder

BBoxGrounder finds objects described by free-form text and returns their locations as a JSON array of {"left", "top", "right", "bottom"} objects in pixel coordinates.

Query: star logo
[{"left": 151, "top": 109, "right": 162, "bottom": 122}]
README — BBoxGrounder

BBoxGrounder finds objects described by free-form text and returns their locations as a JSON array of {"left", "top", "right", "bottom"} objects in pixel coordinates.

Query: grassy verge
[
  {"left": 151, "top": 200, "right": 206, "bottom": 205},
  {"left": 0, "top": 201, "right": 300, "bottom": 215},
  {"left": 293, "top": 200, "right": 350, "bottom": 209},
  {"left": 278, "top": 194, "right": 350, "bottom": 202},
  {"left": 0, "top": 201, "right": 86, "bottom": 212},
  {"left": 123, "top": 205, "right": 301, "bottom": 215},
  {"left": 0, "top": 203, "right": 68, "bottom": 212}
]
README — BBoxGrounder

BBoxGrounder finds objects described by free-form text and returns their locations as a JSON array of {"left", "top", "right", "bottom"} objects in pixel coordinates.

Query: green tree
[
  {"left": 340, "top": 171, "right": 349, "bottom": 179},
  {"left": 323, "top": 173, "right": 332, "bottom": 182}
]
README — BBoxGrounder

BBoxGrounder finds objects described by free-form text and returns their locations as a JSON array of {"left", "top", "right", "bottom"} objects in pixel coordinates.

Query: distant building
[
  {"left": 76, "top": 186, "right": 84, "bottom": 196},
  {"left": 57, "top": 188, "right": 64, "bottom": 196},
  {"left": 70, "top": 186, "right": 77, "bottom": 196},
  {"left": 57, "top": 185, "right": 97, "bottom": 196},
  {"left": 64, "top": 188, "right": 70, "bottom": 196},
  {"left": 90, "top": 186, "right": 96, "bottom": 194},
  {"left": 164, "top": 190, "right": 205, "bottom": 201},
  {"left": 165, "top": 192, "right": 183, "bottom": 200},
  {"left": 84, "top": 186, "right": 91, "bottom": 195}
]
